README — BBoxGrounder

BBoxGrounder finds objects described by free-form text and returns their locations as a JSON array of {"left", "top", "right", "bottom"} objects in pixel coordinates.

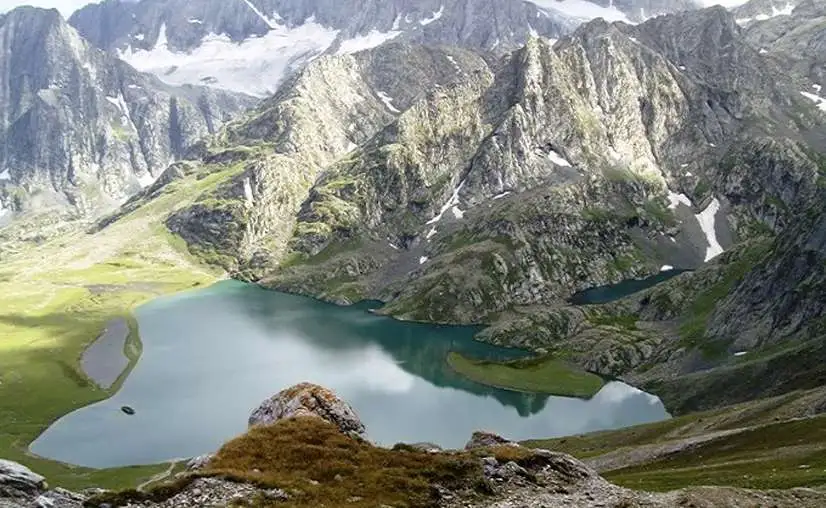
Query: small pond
[{"left": 31, "top": 280, "right": 669, "bottom": 468}]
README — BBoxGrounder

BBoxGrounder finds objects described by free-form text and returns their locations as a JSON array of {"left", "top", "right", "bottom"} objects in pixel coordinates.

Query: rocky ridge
[
  {"left": 0, "top": 6, "right": 253, "bottom": 218},
  {"left": 263, "top": 6, "right": 824, "bottom": 323},
  {"left": 68, "top": 0, "right": 710, "bottom": 97},
  {"left": 69, "top": 0, "right": 577, "bottom": 97}
]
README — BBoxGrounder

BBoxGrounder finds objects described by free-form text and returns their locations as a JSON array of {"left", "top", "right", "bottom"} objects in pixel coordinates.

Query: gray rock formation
[
  {"left": 248, "top": 382, "right": 367, "bottom": 436},
  {"left": 741, "top": 0, "right": 826, "bottom": 88},
  {"left": 0, "top": 459, "right": 83, "bottom": 508},
  {"left": 0, "top": 460, "right": 44, "bottom": 498},
  {"left": 465, "top": 431, "right": 517, "bottom": 450},
  {"left": 0, "top": 6, "right": 253, "bottom": 217}
]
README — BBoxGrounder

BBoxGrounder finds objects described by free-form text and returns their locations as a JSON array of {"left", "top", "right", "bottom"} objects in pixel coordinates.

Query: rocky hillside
[
  {"left": 5, "top": 383, "right": 826, "bottom": 508},
  {"left": 0, "top": 7, "right": 253, "bottom": 218},
  {"left": 260, "top": 6, "right": 824, "bottom": 322},
  {"left": 741, "top": 0, "right": 826, "bottom": 90},
  {"left": 99, "top": 42, "right": 488, "bottom": 271}
]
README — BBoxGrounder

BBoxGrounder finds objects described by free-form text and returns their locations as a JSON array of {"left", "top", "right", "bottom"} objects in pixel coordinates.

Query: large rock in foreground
[
  {"left": 248, "top": 382, "right": 366, "bottom": 436},
  {"left": 0, "top": 459, "right": 84, "bottom": 507},
  {"left": 0, "top": 459, "right": 45, "bottom": 498}
]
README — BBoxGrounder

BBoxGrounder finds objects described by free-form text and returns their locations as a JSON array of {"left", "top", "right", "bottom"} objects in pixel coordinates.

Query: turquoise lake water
[{"left": 30, "top": 280, "right": 669, "bottom": 468}]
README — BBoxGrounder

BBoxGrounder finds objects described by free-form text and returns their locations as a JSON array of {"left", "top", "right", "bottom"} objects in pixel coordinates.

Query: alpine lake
[{"left": 31, "top": 280, "right": 670, "bottom": 469}]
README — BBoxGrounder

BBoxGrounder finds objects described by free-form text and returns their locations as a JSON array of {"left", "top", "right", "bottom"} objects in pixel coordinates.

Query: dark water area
[
  {"left": 31, "top": 281, "right": 669, "bottom": 468},
  {"left": 570, "top": 270, "right": 688, "bottom": 305}
]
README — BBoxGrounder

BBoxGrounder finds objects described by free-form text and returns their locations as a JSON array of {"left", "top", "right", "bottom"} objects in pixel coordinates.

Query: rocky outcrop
[
  {"left": 0, "top": 459, "right": 83, "bottom": 508},
  {"left": 0, "top": 460, "right": 45, "bottom": 498},
  {"left": 465, "top": 431, "right": 518, "bottom": 450},
  {"left": 248, "top": 382, "right": 366, "bottom": 436}
]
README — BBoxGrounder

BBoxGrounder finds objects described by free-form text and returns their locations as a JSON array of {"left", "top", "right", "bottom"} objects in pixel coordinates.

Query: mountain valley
[{"left": 1, "top": 0, "right": 826, "bottom": 506}]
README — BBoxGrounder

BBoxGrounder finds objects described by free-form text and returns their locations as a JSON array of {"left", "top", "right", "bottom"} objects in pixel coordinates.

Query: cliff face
[
  {"left": 741, "top": 0, "right": 826, "bottom": 89},
  {"left": 0, "top": 7, "right": 253, "bottom": 218},
  {"left": 260, "top": 7, "right": 823, "bottom": 323}
]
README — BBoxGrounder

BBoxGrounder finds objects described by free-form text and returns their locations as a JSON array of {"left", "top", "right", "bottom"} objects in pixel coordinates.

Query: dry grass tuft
[{"left": 204, "top": 417, "right": 484, "bottom": 507}]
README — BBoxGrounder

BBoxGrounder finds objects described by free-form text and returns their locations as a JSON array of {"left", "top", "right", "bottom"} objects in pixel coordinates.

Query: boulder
[
  {"left": 249, "top": 383, "right": 366, "bottom": 436},
  {"left": 185, "top": 454, "right": 214, "bottom": 471},
  {"left": 0, "top": 459, "right": 45, "bottom": 497},
  {"left": 1, "top": 460, "right": 84, "bottom": 507},
  {"left": 531, "top": 448, "right": 596, "bottom": 481},
  {"left": 464, "top": 431, "right": 517, "bottom": 450}
]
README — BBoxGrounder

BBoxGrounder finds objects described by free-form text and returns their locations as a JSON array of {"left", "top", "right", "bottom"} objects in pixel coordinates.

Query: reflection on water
[{"left": 30, "top": 281, "right": 669, "bottom": 468}]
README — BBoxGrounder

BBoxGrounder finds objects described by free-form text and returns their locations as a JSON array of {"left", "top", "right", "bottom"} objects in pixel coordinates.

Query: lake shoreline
[{"left": 30, "top": 280, "right": 669, "bottom": 469}]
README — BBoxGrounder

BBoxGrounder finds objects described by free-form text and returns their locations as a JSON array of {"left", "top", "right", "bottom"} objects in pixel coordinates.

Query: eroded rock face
[
  {"left": 248, "top": 382, "right": 366, "bottom": 436},
  {"left": 0, "top": 459, "right": 84, "bottom": 508},
  {"left": 0, "top": 460, "right": 45, "bottom": 498}
]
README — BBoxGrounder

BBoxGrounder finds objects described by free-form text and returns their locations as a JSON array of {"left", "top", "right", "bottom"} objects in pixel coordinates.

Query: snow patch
[
  {"left": 243, "top": 177, "right": 254, "bottom": 205},
  {"left": 759, "top": 48, "right": 768, "bottom": 54},
  {"left": 451, "top": 206, "right": 464, "bottom": 219},
  {"left": 377, "top": 91, "right": 400, "bottom": 113},
  {"left": 686, "top": 172, "right": 693, "bottom": 177},
  {"left": 426, "top": 227, "right": 438, "bottom": 240},
  {"left": 629, "top": 36, "right": 638, "bottom": 43},
  {"left": 493, "top": 191, "right": 511, "bottom": 200},
  {"left": 532, "top": 0, "right": 630, "bottom": 23},
  {"left": 734, "top": 351, "right": 748, "bottom": 357},
  {"left": 661, "top": 265, "right": 674, "bottom": 272},
  {"left": 678, "top": 65, "right": 686, "bottom": 70},
  {"left": 800, "top": 91, "right": 826, "bottom": 112},
  {"left": 814, "top": 84, "right": 823, "bottom": 93},
  {"left": 119, "top": 20, "right": 339, "bottom": 96},
  {"left": 419, "top": 5, "right": 444, "bottom": 26},
  {"left": 735, "top": 2, "right": 795, "bottom": 24},
  {"left": 188, "top": 18, "right": 203, "bottom": 24},
  {"left": 137, "top": 172, "right": 155, "bottom": 188},
  {"left": 106, "top": 93, "right": 131, "bottom": 125},
  {"left": 445, "top": 55, "right": 463, "bottom": 74},
  {"left": 419, "top": 256, "right": 429, "bottom": 265},
  {"left": 338, "top": 29, "right": 402, "bottom": 54},
  {"left": 0, "top": 169, "right": 10, "bottom": 180},
  {"left": 547, "top": 149, "right": 571, "bottom": 167},
  {"left": 388, "top": 243, "right": 399, "bottom": 250},
  {"left": 134, "top": 33, "right": 145, "bottom": 41},
  {"left": 667, "top": 190, "right": 692, "bottom": 210},
  {"left": 37, "top": 87, "right": 60, "bottom": 107},
  {"left": 426, "top": 180, "right": 465, "bottom": 225},
  {"left": 697, "top": 198, "right": 724, "bottom": 262}
]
